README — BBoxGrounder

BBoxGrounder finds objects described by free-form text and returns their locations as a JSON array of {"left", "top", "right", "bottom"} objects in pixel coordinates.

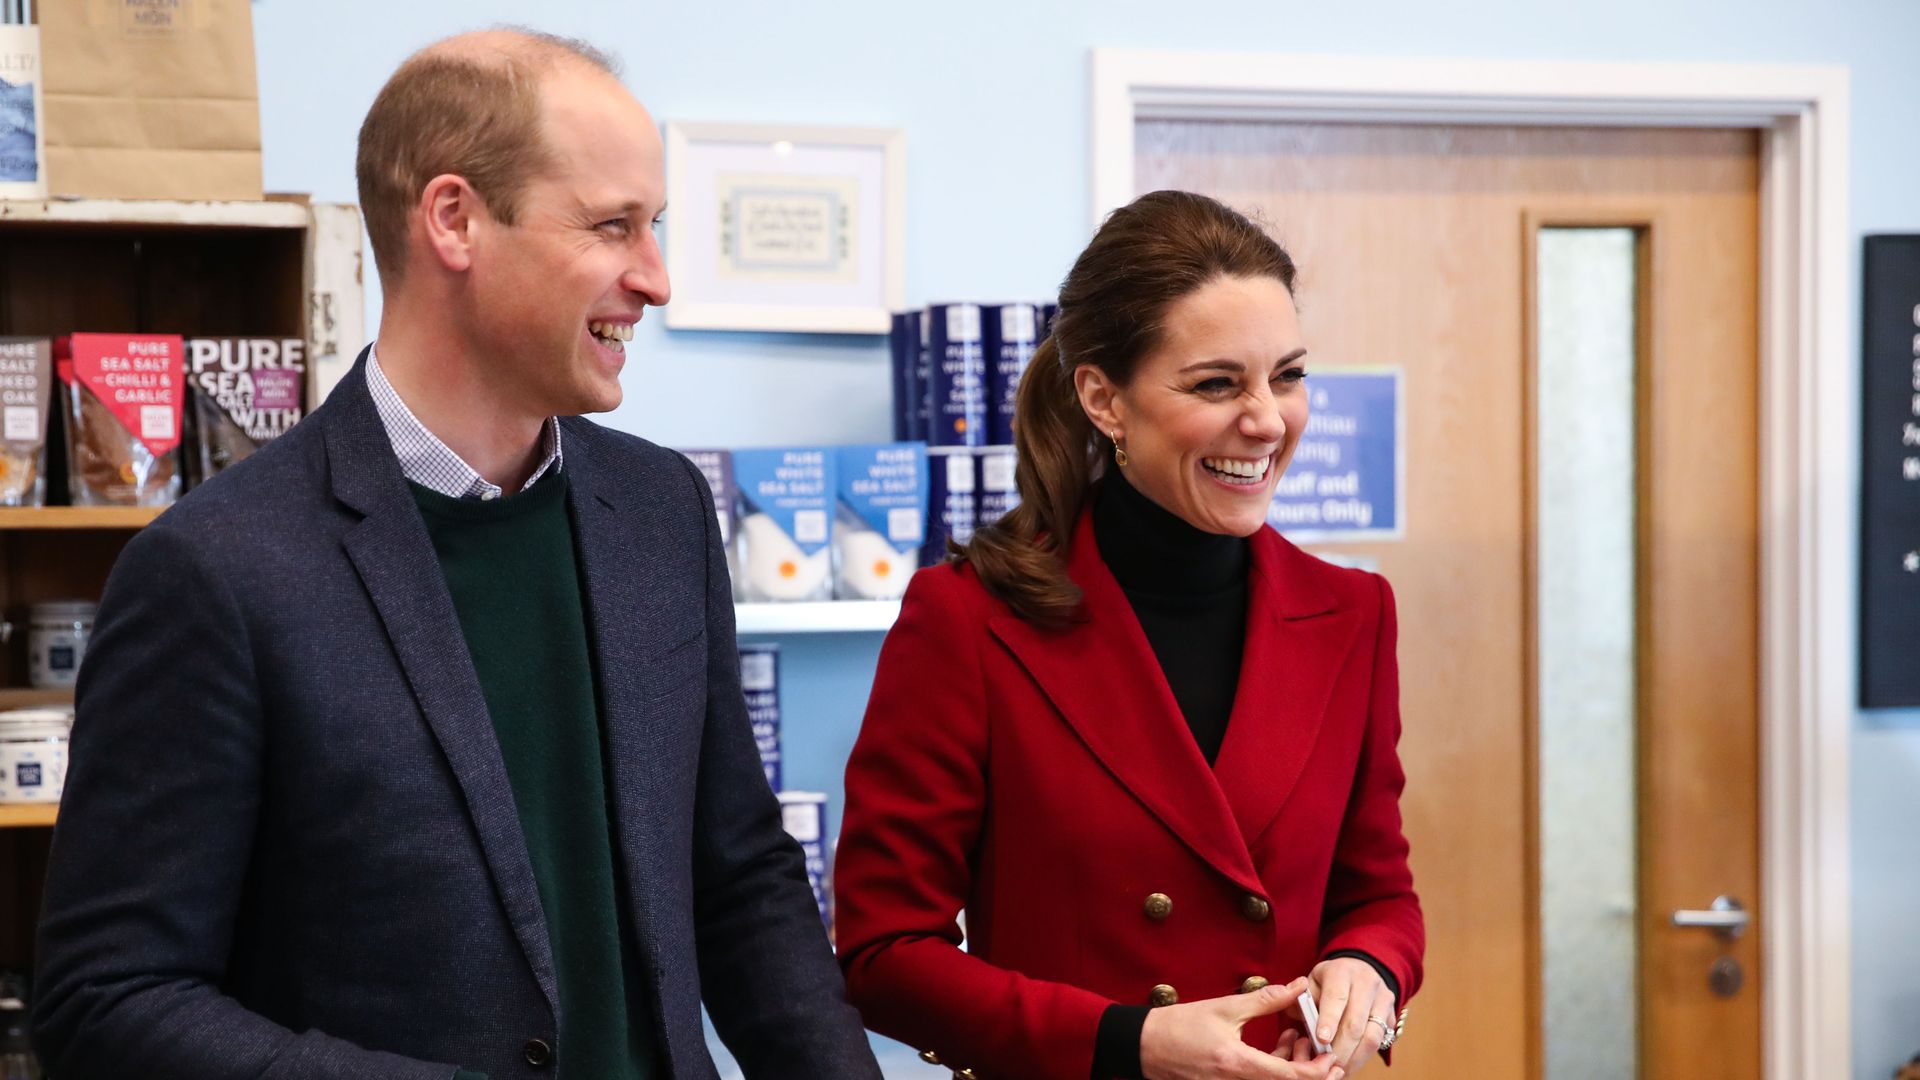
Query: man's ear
[
  {"left": 417, "top": 173, "right": 481, "bottom": 273},
  {"left": 1074, "top": 364, "right": 1126, "bottom": 439}
]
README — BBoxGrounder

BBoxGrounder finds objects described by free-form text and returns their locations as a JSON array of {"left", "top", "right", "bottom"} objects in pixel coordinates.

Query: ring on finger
[{"left": 1366, "top": 1015, "right": 1390, "bottom": 1038}]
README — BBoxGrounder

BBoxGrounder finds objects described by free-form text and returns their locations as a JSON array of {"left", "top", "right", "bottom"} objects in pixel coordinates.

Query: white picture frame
[{"left": 663, "top": 122, "right": 905, "bottom": 335}]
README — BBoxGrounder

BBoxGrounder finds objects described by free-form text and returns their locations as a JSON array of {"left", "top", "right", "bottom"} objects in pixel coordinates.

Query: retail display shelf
[
  {"left": 734, "top": 601, "right": 901, "bottom": 635},
  {"left": 0, "top": 804, "right": 58, "bottom": 829},
  {"left": 0, "top": 198, "right": 312, "bottom": 230},
  {"left": 0, "top": 688, "right": 74, "bottom": 709},
  {"left": 0, "top": 507, "right": 165, "bottom": 529}
]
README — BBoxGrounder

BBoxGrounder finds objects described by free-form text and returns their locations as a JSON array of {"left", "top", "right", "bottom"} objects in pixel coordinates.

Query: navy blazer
[{"left": 33, "top": 353, "right": 880, "bottom": 1080}]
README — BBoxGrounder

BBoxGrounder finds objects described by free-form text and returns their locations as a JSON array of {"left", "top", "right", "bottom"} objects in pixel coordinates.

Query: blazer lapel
[
  {"left": 559, "top": 425, "right": 702, "bottom": 984},
  {"left": 989, "top": 512, "right": 1264, "bottom": 896},
  {"left": 323, "top": 350, "right": 558, "bottom": 1016},
  {"left": 1210, "top": 529, "right": 1361, "bottom": 848}
]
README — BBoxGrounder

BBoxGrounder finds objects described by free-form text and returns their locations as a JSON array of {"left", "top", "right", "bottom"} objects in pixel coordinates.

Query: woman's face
[{"left": 1078, "top": 274, "right": 1308, "bottom": 537}]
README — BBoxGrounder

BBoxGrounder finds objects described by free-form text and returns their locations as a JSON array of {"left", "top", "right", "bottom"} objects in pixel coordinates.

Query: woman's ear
[{"left": 1074, "top": 364, "right": 1125, "bottom": 440}]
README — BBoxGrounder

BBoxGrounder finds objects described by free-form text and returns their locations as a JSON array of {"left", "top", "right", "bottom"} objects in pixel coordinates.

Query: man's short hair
[{"left": 355, "top": 29, "right": 620, "bottom": 285}]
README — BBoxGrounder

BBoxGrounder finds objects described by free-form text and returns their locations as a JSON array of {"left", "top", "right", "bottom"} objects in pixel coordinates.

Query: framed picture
[{"left": 663, "top": 122, "right": 905, "bottom": 334}]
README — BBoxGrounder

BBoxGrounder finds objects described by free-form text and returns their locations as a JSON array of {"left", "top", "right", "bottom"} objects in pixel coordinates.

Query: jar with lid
[
  {"left": 0, "top": 994, "right": 36, "bottom": 1080},
  {"left": 0, "top": 991, "right": 38, "bottom": 1076},
  {"left": 0, "top": 707, "right": 71, "bottom": 805},
  {"left": 28, "top": 600, "right": 95, "bottom": 689}
]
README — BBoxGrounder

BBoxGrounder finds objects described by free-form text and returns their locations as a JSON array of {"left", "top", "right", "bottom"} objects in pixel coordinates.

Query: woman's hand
[
  {"left": 1305, "top": 958, "right": 1396, "bottom": 1076},
  {"left": 1140, "top": 977, "right": 1346, "bottom": 1080}
]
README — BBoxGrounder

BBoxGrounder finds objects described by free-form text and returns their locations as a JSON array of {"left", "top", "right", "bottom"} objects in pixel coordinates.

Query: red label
[{"left": 67, "top": 334, "right": 184, "bottom": 456}]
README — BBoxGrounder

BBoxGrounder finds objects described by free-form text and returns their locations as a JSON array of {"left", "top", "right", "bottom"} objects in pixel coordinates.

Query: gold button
[
  {"left": 954, "top": 1071, "right": 979, "bottom": 1080},
  {"left": 1143, "top": 892, "right": 1173, "bottom": 920},
  {"left": 919, "top": 1050, "right": 943, "bottom": 1066},
  {"left": 1241, "top": 894, "right": 1271, "bottom": 921},
  {"left": 1148, "top": 983, "right": 1179, "bottom": 1007},
  {"left": 1240, "top": 975, "right": 1271, "bottom": 994}
]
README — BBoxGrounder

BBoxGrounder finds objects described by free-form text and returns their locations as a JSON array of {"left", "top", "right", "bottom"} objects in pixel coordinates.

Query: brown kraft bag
[{"left": 39, "top": 0, "right": 262, "bottom": 201}]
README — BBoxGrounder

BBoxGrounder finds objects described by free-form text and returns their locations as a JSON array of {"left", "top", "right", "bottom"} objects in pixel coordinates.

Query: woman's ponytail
[{"left": 952, "top": 334, "right": 1099, "bottom": 626}]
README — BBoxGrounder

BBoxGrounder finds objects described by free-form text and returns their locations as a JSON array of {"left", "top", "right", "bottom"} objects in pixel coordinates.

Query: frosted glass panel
[{"left": 1536, "top": 227, "right": 1640, "bottom": 1079}]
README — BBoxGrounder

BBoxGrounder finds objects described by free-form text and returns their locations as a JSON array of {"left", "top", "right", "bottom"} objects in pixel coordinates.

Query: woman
[{"left": 835, "top": 190, "right": 1423, "bottom": 1080}]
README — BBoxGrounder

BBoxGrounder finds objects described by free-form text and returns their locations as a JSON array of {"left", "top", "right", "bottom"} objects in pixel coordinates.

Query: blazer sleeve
[
  {"left": 676, "top": 456, "right": 883, "bottom": 1080},
  {"left": 31, "top": 524, "right": 458, "bottom": 1080},
  {"left": 1317, "top": 573, "right": 1426, "bottom": 1003},
  {"left": 836, "top": 568, "right": 1113, "bottom": 1080}
]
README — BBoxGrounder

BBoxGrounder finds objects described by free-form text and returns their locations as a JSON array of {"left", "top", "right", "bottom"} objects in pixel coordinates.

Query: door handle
[{"left": 1671, "top": 895, "right": 1749, "bottom": 940}]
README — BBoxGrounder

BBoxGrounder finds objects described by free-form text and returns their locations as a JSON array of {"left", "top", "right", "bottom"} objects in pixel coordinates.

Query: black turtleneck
[
  {"left": 1084, "top": 465, "right": 1399, "bottom": 1080},
  {"left": 1092, "top": 466, "right": 1251, "bottom": 764}
]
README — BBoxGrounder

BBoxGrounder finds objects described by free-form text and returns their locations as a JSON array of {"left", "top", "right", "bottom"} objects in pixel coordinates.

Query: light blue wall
[{"left": 253, "top": 2, "right": 1920, "bottom": 1076}]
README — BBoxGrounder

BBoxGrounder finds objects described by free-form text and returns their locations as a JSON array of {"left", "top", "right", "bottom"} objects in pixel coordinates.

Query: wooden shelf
[
  {"left": 735, "top": 601, "right": 901, "bottom": 635},
  {"left": 0, "top": 689, "right": 73, "bottom": 710},
  {"left": 0, "top": 507, "right": 164, "bottom": 530},
  {"left": 0, "top": 804, "right": 57, "bottom": 829},
  {"left": 0, "top": 198, "right": 311, "bottom": 230}
]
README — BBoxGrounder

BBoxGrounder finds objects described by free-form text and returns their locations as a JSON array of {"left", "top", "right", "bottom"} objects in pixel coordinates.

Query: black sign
[{"left": 1861, "top": 235, "right": 1920, "bottom": 707}]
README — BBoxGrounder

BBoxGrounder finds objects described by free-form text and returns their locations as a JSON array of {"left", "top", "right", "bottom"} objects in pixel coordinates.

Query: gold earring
[{"left": 1111, "top": 432, "right": 1130, "bottom": 467}]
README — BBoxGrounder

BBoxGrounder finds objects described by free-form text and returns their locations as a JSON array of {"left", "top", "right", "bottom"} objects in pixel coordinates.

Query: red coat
[{"left": 835, "top": 511, "right": 1424, "bottom": 1080}]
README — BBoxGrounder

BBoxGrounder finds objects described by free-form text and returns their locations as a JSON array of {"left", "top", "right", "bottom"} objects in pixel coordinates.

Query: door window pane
[{"left": 1536, "top": 226, "right": 1641, "bottom": 1079}]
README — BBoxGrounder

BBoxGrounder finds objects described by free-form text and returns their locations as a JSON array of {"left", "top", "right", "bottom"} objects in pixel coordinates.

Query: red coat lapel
[
  {"left": 988, "top": 512, "right": 1263, "bottom": 895},
  {"left": 1211, "top": 528, "right": 1362, "bottom": 848}
]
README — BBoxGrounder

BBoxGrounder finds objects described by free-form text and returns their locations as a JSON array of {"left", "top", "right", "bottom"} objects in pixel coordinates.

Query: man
[{"left": 33, "top": 29, "right": 883, "bottom": 1080}]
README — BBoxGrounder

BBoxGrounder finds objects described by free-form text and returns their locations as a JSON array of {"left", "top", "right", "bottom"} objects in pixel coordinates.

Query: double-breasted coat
[{"left": 835, "top": 511, "right": 1424, "bottom": 1080}]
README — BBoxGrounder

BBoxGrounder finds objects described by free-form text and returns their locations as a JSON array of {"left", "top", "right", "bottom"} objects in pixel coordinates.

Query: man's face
[{"left": 463, "top": 66, "right": 670, "bottom": 418}]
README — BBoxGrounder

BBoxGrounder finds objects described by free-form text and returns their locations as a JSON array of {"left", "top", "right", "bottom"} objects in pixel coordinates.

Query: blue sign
[{"left": 1267, "top": 370, "right": 1403, "bottom": 541}]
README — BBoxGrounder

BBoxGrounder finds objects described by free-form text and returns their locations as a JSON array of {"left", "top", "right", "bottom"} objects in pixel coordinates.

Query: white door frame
[{"left": 1091, "top": 50, "right": 1851, "bottom": 1080}]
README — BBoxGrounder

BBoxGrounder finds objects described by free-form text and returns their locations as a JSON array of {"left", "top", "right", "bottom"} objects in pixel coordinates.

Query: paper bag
[{"left": 40, "top": 0, "right": 262, "bottom": 201}]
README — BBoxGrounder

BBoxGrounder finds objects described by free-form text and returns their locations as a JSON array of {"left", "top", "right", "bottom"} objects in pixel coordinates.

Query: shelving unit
[
  {"left": 0, "top": 688, "right": 72, "bottom": 710},
  {"left": 0, "top": 196, "right": 366, "bottom": 978},
  {"left": 0, "top": 507, "right": 163, "bottom": 530},
  {"left": 735, "top": 600, "right": 900, "bottom": 635},
  {"left": 0, "top": 806, "right": 56, "bottom": 830}
]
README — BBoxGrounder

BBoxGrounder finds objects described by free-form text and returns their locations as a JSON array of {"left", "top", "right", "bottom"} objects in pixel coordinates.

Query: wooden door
[{"left": 1136, "top": 122, "right": 1762, "bottom": 1079}]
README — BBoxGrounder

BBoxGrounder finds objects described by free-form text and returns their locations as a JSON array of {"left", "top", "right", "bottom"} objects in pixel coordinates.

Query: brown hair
[
  {"left": 355, "top": 29, "right": 620, "bottom": 285},
  {"left": 956, "top": 189, "right": 1298, "bottom": 627}
]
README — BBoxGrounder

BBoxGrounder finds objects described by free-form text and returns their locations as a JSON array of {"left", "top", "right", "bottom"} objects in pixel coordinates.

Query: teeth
[
  {"left": 1203, "top": 456, "right": 1270, "bottom": 484},
  {"left": 589, "top": 321, "right": 634, "bottom": 342}
]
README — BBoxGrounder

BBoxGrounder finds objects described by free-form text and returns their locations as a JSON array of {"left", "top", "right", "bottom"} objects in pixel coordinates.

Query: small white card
[
  {"left": 1298, "top": 988, "right": 1334, "bottom": 1056},
  {"left": 4, "top": 406, "right": 37, "bottom": 442},
  {"left": 792, "top": 509, "right": 827, "bottom": 545}
]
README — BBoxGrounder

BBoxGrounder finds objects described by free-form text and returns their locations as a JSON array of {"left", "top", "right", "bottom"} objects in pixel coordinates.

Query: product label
[
  {"left": 1001, "top": 304, "right": 1036, "bottom": 343},
  {"left": 915, "top": 313, "right": 934, "bottom": 439},
  {"left": 185, "top": 338, "right": 307, "bottom": 442},
  {"left": 0, "top": 27, "right": 42, "bottom": 189},
  {"left": 889, "top": 311, "right": 924, "bottom": 442},
  {"left": 679, "top": 449, "right": 736, "bottom": 545},
  {"left": 977, "top": 448, "right": 1021, "bottom": 526},
  {"left": 739, "top": 644, "right": 780, "bottom": 791},
  {"left": 4, "top": 408, "right": 35, "bottom": 440},
  {"left": 924, "top": 447, "right": 978, "bottom": 565},
  {"left": 928, "top": 303, "right": 986, "bottom": 446},
  {"left": 777, "top": 791, "right": 831, "bottom": 932},
  {"left": 85, "top": 0, "right": 215, "bottom": 35},
  {"left": 733, "top": 448, "right": 835, "bottom": 556},
  {"left": 984, "top": 303, "right": 1039, "bottom": 446},
  {"left": 67, "top": 334, "right": 184, "bottom": 455},
  {"left": 887, "top": 507, "right": 922, "bottom": 540},
  {"left": 0, "top": 338, "right": 50, "bottom": 451},
  {"left": 836, "top": 443, "right": 928, "bottom": 549}
]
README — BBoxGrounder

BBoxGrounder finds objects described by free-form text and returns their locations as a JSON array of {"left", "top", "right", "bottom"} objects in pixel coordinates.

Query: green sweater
[{"left": 413, "top": 471, "right": 654, "bottom": 1080}]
